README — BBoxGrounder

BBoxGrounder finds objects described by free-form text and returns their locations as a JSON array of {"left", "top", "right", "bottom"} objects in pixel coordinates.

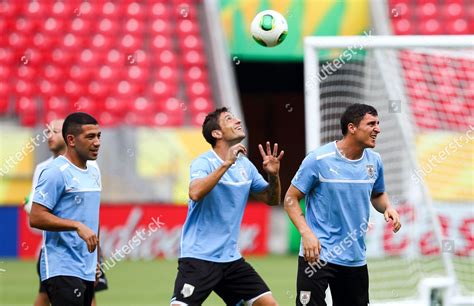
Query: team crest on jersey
[
  {"left": 239, "top": 168, "right": 248, "bottom": 180},
  {"left": 299, "top": 291, "right": 311, "bottom": 305},
  {"left": 366, "top": 164, "right": 375, "bottom": 178},
  {"left": 181, "top": 283, "right": 195, "bottom": 298}
]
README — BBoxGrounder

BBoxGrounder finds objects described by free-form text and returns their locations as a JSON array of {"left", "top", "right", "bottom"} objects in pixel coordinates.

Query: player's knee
[{"left": 252, "top": 295, "right": 278, "bottom": 306}]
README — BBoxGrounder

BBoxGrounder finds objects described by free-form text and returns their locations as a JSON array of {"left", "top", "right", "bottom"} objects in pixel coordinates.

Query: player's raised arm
[
  {"left": 284, "top": 185, "right": 321, "bottom": 263},
  {"left": 251, "top": 142, "right": 284, "bottom": 206},
  {"left": 189, "top": 143, "right": 247, "bottom": 202}
]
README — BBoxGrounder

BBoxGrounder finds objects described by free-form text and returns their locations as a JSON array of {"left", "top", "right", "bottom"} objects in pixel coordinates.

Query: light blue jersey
[
  {"left": 292, "top": 141, "right": 385, "bottom": 267},
  {"left": 33, "top": 156, "right": 101, "bottom": 281},
  {"left": 180, "top": 150, "right": 269, "bottom": 262}
]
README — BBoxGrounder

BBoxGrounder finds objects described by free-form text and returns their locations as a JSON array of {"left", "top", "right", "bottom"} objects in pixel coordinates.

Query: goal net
[{"left": 304, "top": 35, "right": 474, "bottom": 305}]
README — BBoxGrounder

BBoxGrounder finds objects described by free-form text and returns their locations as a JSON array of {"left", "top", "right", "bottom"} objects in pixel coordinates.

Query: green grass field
[{"left": 1, "top": 256, "right": 472, "bottom": 306}]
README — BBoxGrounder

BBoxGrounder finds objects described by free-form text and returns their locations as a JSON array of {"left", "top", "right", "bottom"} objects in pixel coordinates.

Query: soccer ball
[{"left": 250, "top": 10, "right": 288, "bottom": 47}]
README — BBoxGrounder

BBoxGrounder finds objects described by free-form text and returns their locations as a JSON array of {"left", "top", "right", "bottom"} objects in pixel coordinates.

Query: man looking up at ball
[{"left": 170, "top": 107, "right": 283, "bottom": 306}]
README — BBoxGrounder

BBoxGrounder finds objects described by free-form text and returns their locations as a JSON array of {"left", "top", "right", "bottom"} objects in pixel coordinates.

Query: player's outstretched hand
[
  {"left": 258, "top": 142, "right": 284, "bottom": 176},
  {"left": 384, "top": 207, "right": 401, "bottom": 233},
  {"left": 76, "top": 223, "right": 98, "bottom": 253},
  {"left": 301, "top": 231, "right": 321, "bottom": 264}
]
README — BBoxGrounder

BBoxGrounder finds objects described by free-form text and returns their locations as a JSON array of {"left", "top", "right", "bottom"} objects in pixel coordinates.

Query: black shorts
[
  {"left": 37, "top": 250, "right": 108, "bottom": 295},
  {"left": 94, "top": 266, "right": 108, "bottom": 292},
  {"left": 171, "top": 257, "right": 271, "bottom": 305},
  {"left": 296, "top": 256, "right": 369, "bottom": 306},
  {"left": 36, "top": 250, "right": 46, "bottom": 293},
  {"left": 42, "top": 276, "right": 95, "bottom": 306}
]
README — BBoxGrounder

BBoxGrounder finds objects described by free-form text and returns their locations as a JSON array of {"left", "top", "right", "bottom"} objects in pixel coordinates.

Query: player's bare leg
[
  {"left": 253, "top": 294, "right": 278, "bottom": 306},
  {"left": 33, "top": 293, "right": 49, "bottom": 306}
]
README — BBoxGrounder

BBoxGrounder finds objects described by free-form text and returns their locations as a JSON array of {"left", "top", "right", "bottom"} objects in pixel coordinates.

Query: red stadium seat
[
  {"left": 98, "top": 111, "right": 121, "bottom": 127},
  {"left": 39, "top": 79, "right": 60, "bottom": 97},
  {"left": 177, "top": 19, "right": 199, "bottom": 35},
  {"left": 9, "top": 33, "right": 28, "bottom": 51},
  {"left": 104, "top": 97, "right": 128, "bottom": 116},
  {"left": 185, "top": 66, "right": 208, "bottom": 82},
  {"left": 182, "top": 50, "right": 207, "bottom": 66},
  {"left": 45, "top": 110, "right": 69, "bottom": 124},
  {"left": 14, "top": 80, "right": 35, "bottom": 97},
  {"left": 189, "top": 96, "right": 214, "bottom": 113},
  {"left": 62, "top": 33, "right": 85, "bottom": 51},
  {"left": 128, "top": 97, "right": 156, "bottom": 114},
  {"left": 69, "top": 64, "right": 93, "bottom": 83},
  {"left": 152, "top": 112, "right": 185, "bottom": 127},
  {"left": 149, "top": 80, "right": 178, "bottom": 99},
  {"left": 70, "top": 17, "right": 93, "bottom": 35},
  {"left": 150, "top": 34, "right": 174, "bottom": 52},
  {"left": 44, "top": 97, "right": 69, "bottom": 113},
  {"left": 446, "top": 18, "right": 470, "bottom": 35},
  {"left": 124, "top": 66, "right": 149, "bottom": 84},
  {"left": 442, "top": 3, "right": 464, "bottom": 19},
  {"left": 179, "top": 34, "right": 204, "bottom": 50},
  {"left": 0, "top": 97, "right": 9, "bottom": 114},
  {"left": 14, "top": 17, "right": 36, "bottom": 34},
  {"left": 33, "top": 32, "right": 57, "bottom": 51},
  {"left": 190, "top": 111, "right": 207, "bottom": 127},
  {"left": 416, "top": 2, "right": 438, "bottom": 19},
  {"left": 88, "top": 81, "right": 110, "bottom": 100},
  {"left": 119, "top": 34, "right": 142, "bottom": 54},
  {"left": 123, "top": 2, "right": 146, "bottom": 19},
  {"left": 155, "top": 66, "right": 179, "bottom": 83},
  {"left": 149, "top": 2, "right": 170, "bottom": 19},
  {"left": 97, "top": 18, "right": 119, "bottom": 36},
  {"left": 0, "top": 82, "right": 9, "bottom": 113},
  {"left": 92, "top": 34, "right": 115, "bottom": 53},
  {"left": 123, "top": 18, "right": 145, "bottom": 36},
  {"left": 17, "top": 65, "right": 35, "bottom": 81},
  {"left": 187, "top": 81, "right": 211, "bottom": 98},
  {"left": 0, "top": 65, "right": 11, "bottom": 80},
  {"left": 74, "top": 97, "right": 97, "bottom": 115},
  {"left": 0, "top": 48, "right": 14, "bottom": 65},
  {"left": 153, "top": 49, "right": 178, "bottom": 67},
  {"left": 175, "top": 3, "right": 198, "bottom": 20},
  {"left": 101, "top": 2, "right": 121, "bottom": 19},
  {"left": 418, "top": 19, "right": 443, "bottom": 35},
  {"left": 150, "top": 18, "right": 173, "bottom": 35},
  {"left": 50, "top": 48, "right": 75, "bottom": 66},
  {"left": 24, "top": 1, "right": 47, "bottom": 19}
]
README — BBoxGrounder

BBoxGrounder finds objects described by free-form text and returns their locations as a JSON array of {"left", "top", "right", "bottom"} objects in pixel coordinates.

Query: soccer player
[
  {"left": 284, "top": 103, "right": 401, "bottom": 306},
  {"left": 30, "top": 112, "right": 102, "bottom": 306},
  {"left": 24, "top": 119, "right": 66, "bottom": 306},
  {"left": 170, "top": 107, "right": 283, "bottom": 306}
]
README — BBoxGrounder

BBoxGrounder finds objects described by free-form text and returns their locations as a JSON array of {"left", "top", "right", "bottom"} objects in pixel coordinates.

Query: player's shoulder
[
  {"left": 87, "top": 160, "right": 100, "bottom": 171},
  {"left": 308, "top": 142, "right": 337, "bottom": 161},
  {"left": 364, "top": 148, "right": 383, "bottom": 164},
  {"left": 39, "top": 157, "right": 65, "bottom": 178},
  {"left": 364, "top": 148, "right": 382, "bottom": 160},
  {"left": 192, "top": 150, "right": 215, "bottom": 164},
  {"left": 36, "top": 156, "right": 54, "bottom": 170}
]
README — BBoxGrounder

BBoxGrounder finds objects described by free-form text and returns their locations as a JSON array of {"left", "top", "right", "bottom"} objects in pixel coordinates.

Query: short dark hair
[
  {"left": 202, "top": 107, "right": 229, "bottom": 147},
  {"left": 62, "top": 112, "right": 98, "bottom": 145},
  {"left": 340, "top": 103, "right": 378, "bottom": 136}
]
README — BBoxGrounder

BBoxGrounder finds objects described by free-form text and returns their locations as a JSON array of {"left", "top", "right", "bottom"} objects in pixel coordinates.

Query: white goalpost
[{"left": 304, "top": 35, "right": 474, "bottom": 306}]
